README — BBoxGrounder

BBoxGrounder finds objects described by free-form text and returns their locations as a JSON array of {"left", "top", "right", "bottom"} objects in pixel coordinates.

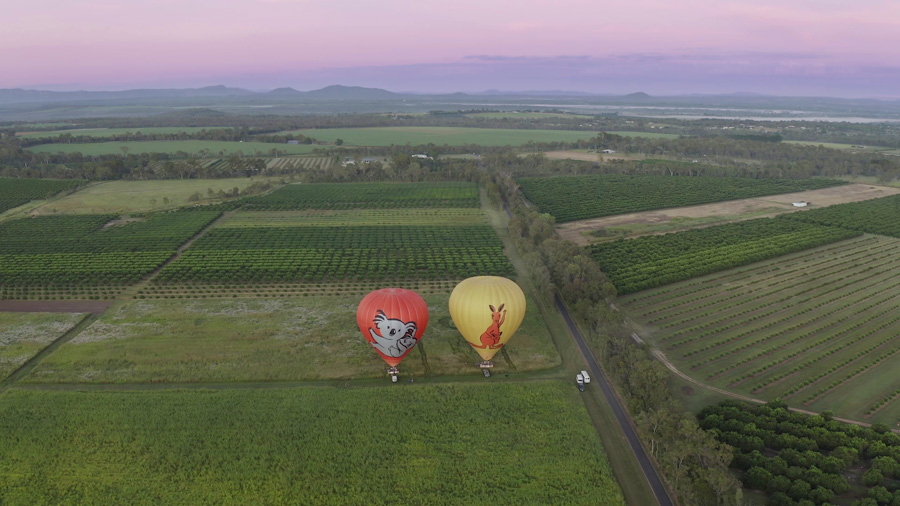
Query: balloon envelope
[
  {"left": 357, "top": 288, "right": 429, "bottom": 367},
  {"left": 449, "top": 276, "right": 526, "bottom": 361}
]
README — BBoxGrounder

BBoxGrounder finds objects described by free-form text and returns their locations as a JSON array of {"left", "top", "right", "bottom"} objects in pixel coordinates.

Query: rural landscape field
[{"left": 4, "top": 2, "right": 900, "bottom": 502}]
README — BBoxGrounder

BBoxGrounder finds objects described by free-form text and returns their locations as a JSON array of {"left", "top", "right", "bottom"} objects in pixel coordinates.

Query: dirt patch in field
[
  {"left": 559, "top": 183, "right": 900, "bottom": 245},
  {"left": 103, "top": 217, "right": 146, "bottom": 228},
  {"left": 542, "top": 150, "right": 641, "bottom": 162},
  {"left": 0, "top": 300, "right": 112, "bottom": 314}
]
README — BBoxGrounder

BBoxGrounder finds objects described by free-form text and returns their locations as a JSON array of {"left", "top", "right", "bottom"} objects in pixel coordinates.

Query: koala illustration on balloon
[{"left": 368, "top": 309, "right": 418, "bottom": 358}]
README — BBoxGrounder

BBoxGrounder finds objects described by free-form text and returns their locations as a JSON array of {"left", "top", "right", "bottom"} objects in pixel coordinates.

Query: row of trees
[{"left": 494, "top": 171, "right": 743, "bottom": 505}]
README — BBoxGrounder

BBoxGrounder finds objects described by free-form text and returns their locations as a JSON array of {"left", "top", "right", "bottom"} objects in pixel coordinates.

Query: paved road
[{"left": 555, "top": 294, "right": 674, "bottom": 506}]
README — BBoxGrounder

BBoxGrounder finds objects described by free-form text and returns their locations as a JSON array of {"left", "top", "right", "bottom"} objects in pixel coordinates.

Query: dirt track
[{"left": 559, "top": 183, "right": 900, "bottom": 245}]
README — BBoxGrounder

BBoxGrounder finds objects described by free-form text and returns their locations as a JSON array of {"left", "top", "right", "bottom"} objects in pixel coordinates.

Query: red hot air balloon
[{"left": 357, "top": 288, "right": 429, "bottom": 370}]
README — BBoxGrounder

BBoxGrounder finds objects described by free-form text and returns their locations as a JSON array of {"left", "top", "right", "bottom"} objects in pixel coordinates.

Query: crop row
[
  {"left": 242, "top": 182, "right": 479, "bottom": 210},
  {"left": 517, "top": 174, "right": 845, "bottom": 223},
  {"left": 0, "top": 177, "right": 84, "bottom": 213},
  {"left": 156, "top": 248, "right": 513, "bottom": 283},
  {"left": 866, "top": 388, "right": 900, "bottom": 416},
  {"left": 798, "top": 347, "right": 900, "bottom": 403},
  {"left": 668, "top": 252, "right": 900, "bottom": 346},
  {"left": 625, "top": 235, "right": 879, "bottom": 308},
  {"left": 591, "top": 219, "right": 861, "bottom": 294},
  {"left": 0, "top": 252, "right": 173, "bottom": 286},
  {"left": 755, "top": 321, "right": 900, "bottom": 395},
  {"left": 0, "top": 210, "right": 220, "bottom": 289},
  {"left": 782, "top": 194, "right": 900, "bottom": 238},
  {"left": 738, "top": 312, "right": 900, "bottom": 388},
  {"left": 0, "top": 211, "right": 221, "bottom": 255}
]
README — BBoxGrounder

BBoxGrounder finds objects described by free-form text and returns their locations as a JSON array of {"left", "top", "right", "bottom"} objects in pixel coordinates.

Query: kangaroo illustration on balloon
[
  {"left": 474, "top": 304, "right": 506, "bottom": 349},
  {"left": 368, "top": 309, "right": 418, "bottom": 358}
]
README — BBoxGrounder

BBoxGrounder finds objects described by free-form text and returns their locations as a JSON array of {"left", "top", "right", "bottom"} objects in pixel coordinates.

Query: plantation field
[
  {"left": 0, "top": 210, "right": 221, "bottom": 295},
  {"left": 518, "top": 174, "right": 846, "bottom": 223},
  {"left": 286, "top": 127, "right": 599, "bottom": 146},
  {"left": 0, "top": 177, "right": 84, "bottom": 214},
  {"left": 589, "top": 217, "right": 861, "bottom": 294},
  {"left": 0, "top": 384, "right": 622, "bottom": 504},
  {"left": 27, "top": 293, "right": 558, "bottom": 383},
  {"left": 26, "top": 140, "right": 319, "bottom": 156},
  {"left": 782, "top": 194, "right": 900, "bottom": 238},
  {"left": 218, "top": 208, "right": 487, "bottom": 228},
  {"left": 621, "top": 234, "right": 900, "bottom": 422},
  {"left": 156, "top": 224, "right": 513, "bottom": 283},
  {"left": 16, "top": 127, "right": 213, "bottom": 139},
  {"left": 244, "top": 181, "right": 479, "bottom": 210},
  {"left": 558, "top": 182, "right": 900, "bottom": 246},
  {"left": 0, "top": 312, "right": 86, "bottom": 379},
  {"left": 33, "top": 177, "right": 283, "bottom": 215}
]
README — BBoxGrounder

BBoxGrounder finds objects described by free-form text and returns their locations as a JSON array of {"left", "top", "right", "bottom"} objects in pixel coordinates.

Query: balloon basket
[
  {"left": 388, "top": 366, "right": 399, "bottom": 382},
  {"left": 479, "top": 361, "right": 493, "bottom": 378}
]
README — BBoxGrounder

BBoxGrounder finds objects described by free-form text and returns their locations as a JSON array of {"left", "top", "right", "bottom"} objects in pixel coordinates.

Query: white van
[{"left": 580, "top": 370, "right": 591, "bottom": 384}]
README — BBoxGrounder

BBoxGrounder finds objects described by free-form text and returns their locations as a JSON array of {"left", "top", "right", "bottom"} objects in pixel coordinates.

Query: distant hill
[
  {"left": 303, "top": 85, "right": 399, "bottom": 100},
  {"left": 624, "top": 92, "right": 651, "bottom": 99},
  {"left": 266, "top": 87, "right": 303, "bottom": 96}
]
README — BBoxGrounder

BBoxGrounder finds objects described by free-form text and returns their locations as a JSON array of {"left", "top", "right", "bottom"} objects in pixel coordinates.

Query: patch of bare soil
[
  {"left": 103, "top": 217, "right": 146, "bottom": 228},
  {"left": 0, "top": 300, "right": 112, "bottom": 314},
  {"left": 542, "top": 150, "right": 642, "bottom": 162},
  {"left": 559, "top": 183, "right": 900, "bottom": 245}
]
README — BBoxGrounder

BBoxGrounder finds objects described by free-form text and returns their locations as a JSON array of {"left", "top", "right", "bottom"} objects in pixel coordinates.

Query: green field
[
  {"left": 244, "top": 181, "right": 480, "bottom": 210},
  {"left": 589, "top": 217, "right": 861, "bottom": 294},
  {"left": 33, "top": 177, "right": 282, "bottom": 215},
  {"left": 27, "top": 294, "right": 558, "bottom": 383},
  {"left": 286, "top": 126, "right": 599, "bottom": 146},
  {"left": 17, "top": 127, "right": 214, "bottom": 139},
  {"left": 0, "top": 177, "right": 84, "bottom": 214},
  {"left": 464, "top": 112, "right": 594, "bottom": 119},
  {"left": 0, "top": 384, "right": 624, "bottom": 504},
  {"left": 218, "top": 208, "right": 487, "bottom": 228},
  {"left": 0, "top": 312, "right": 87, "bottom": 379},
  {"left": 621, "top": 234, "right": 900, "bottom": 422},
  {"left": 26, "top": 140, "right": 319, "bottom": 156},
  {"left": 519, "top": 174, "right": 846, "bottom": 223}
]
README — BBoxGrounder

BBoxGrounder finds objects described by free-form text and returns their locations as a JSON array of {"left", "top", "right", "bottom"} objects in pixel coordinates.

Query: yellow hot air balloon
[{"left": 449, "top": 276, "right": 526, "bottom": 364}]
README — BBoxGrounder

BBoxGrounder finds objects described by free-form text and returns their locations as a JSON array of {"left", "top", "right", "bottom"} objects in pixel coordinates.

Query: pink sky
[{"left": 4, "top": 0, "right": 900, "bottom": 96}]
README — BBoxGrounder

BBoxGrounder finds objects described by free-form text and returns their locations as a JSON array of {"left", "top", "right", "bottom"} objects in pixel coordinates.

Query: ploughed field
[{"left": 620, "top": 234, "right": 900, "bottom": 423}]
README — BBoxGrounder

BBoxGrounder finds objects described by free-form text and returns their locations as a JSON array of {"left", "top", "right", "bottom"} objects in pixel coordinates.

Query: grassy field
[
  {"left": 0, "top": 383, "right": 624, "bottom": 504},
  {"left": 26, "top": 140, "right": 319, "bottom": 156},
  {"left": 286, "top": 127, "right": 599, "bottom": 146},
  {"left": 0, "top": 313, "right": 87, "bottom": 379},
  {"left": 464, "top": 112, "right": 594, "bottom": 119},
  {"left": 16, "top": 127, "right": 214, "bottom": 139},
  {"left": 620, "top": 234, "right": 900, "bottom": 423},
  {"left": 27, "top": 294, "right": 560, "bottom": 383},
  {"left": 32, "top": 177, "right": 283, "bottom": 215},
  {"left": 217, "top": 208, "right": 487, "bottom": 228}
]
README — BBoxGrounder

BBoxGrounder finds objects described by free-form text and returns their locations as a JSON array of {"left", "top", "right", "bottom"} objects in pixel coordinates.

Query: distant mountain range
[
  {"left": 0, "top": 84, "right": 668, "bottom": 104},
  {"left": 1, "top": 84, "right": 898, "bottom": 122}
]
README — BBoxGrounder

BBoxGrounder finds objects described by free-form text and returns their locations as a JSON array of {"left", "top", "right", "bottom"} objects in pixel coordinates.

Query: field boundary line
[
  {"left": 122, "top": 210, "right": 232, "bottom": 297},
  {"left": 0, "top": 313, "right": 97, "bottom": 393}
]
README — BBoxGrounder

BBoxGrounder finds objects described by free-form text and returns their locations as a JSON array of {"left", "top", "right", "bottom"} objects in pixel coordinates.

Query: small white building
[
  {"left": 792, "top": 201, "right": 809, "bottom": 208},
  {"left": 602, "top": 149, "right": 616, "bottom": 154},
  {"left": 411, "top": 154, "right": 433, "bottom": 160}
]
